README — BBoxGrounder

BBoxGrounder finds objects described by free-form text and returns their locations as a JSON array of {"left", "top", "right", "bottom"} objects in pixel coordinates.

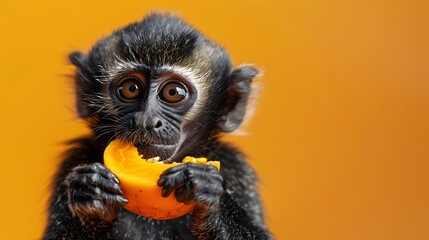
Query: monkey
[{"left": 43, "top": 13, "right": 272, "bottom": 240}]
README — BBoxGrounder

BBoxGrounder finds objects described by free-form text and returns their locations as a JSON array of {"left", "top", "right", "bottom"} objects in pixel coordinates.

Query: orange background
[{"left": 1, "top": 0, "right": 428, "bottom": 239}]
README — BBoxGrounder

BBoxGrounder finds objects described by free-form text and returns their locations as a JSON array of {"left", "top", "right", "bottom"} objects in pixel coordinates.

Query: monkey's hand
[
  {"left": 65, "top": 163, "right": 128, "bottom": 222},
  {"left": 157, "top": 163, "right": 224, "bottom": 208}
]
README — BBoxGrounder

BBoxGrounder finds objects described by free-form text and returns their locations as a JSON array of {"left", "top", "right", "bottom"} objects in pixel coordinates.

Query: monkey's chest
[{"left": 112, "top": 210, "right": 195, "bottom": 240}]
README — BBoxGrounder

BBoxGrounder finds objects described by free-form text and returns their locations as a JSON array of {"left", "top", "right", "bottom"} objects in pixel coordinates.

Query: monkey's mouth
[{"left": 135, "top": 143, "right": 177, "bottom": 162}]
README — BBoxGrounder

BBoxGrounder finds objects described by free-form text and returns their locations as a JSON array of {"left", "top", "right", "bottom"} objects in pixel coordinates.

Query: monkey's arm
[
  {"left": 189, "top": 192, "right": 271, "bottom": 240},
  {"left": 43, "top": 138, "right": 123, "bottom": 240},
  {"left": 192, "top": 158, "right": 271, "bottom": 239},
  {"left": 159, "top": 144, "right": 272, "bottom": 240}
]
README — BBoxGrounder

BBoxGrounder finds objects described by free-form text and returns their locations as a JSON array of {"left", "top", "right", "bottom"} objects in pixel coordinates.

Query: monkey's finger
[
  {"left": 184, "top": 165, "right": 223, "bottom": 184},
  {"left": 91, "top": 163, "right": 120, "bottom": 183},
  {"left": 174, "top": 181, "right": 194, "bottom": 205},
  {"left": 159, "top": 175, "right": 186, "bottom": 197},
  {"left": 160, "top": 182, "right": 181, "bottom": 198},
  {"left": 158, "top": 168, "right": 190, "bottom": 197},
  {"left": 73, "top": 163, "right": 120, "bottom": 184},
  {"left": 159, "top": 162, "right": 207, "bottom": 176},
  {"left": 68, "top": 186, "right": 100, "bottom": 202},
  {"left": 67, "top": 172, "right": 123, "bottom": 196},
  {"left": 158, "top": 163, "right": 222, "bottom": 197},
  {"left": 159, "top": 163, "right": 221, "bottom": 185},
  {"left": 99, "top": 191, "right": 128, "bottom": 206},
  {"left": 161, "top": 163, "right": 220, "bottom": 182},
  {"left": 86, "top": 173, "right": 124, "bottom": 195},
  {"left": 68, "top": 181, "right": 124, "bottom": 205},
  {"left": 158, "top": 162, "right": 202, "bottom": 188}
]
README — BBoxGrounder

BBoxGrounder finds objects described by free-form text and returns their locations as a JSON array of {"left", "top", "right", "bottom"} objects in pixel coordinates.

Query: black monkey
[{"left": 44, "top": 13, "right": 272, "bottom": 240}]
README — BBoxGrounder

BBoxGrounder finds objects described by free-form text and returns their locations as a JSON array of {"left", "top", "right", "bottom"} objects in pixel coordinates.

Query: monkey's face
[
  {"left": 100, "top": 67, "right": 202, "bottom": 161},
  {"left": 71, "top": 13, "right": 257, "bottom": 162}
]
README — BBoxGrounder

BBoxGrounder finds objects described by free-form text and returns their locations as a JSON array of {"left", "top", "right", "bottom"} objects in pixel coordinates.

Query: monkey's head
[{"left": 70, "top": 13, "right": 259, "bottom": 162}]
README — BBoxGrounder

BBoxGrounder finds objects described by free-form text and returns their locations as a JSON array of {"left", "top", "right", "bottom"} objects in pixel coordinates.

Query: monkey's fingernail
[
  {"left": 157, "top": 178, "right": 166, "bottom": 186},
  {"left": 117, "top": 196, "right": 128, "bottom": 203},
  {"left": 113, "top": 177, "right": 120, "bottom": 184},
  {"left": 161, "top": 188, "right": 170, "bottom": 197},
  {"left": 118, "top": 188, "right": 124, "bottom": 195}
]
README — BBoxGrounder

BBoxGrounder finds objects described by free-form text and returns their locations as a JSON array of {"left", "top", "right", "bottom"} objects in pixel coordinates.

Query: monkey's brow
[{"left": 101, "top": 64, "right": 206, "bottom": 86}]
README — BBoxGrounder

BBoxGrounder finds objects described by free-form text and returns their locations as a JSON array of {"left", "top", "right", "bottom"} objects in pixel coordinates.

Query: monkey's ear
[
  {"left": 219, "top": 65, "right": 260, "bottom": 133},
  {"left": 69, "top": 51, "right": 93, "bottom": 118}
]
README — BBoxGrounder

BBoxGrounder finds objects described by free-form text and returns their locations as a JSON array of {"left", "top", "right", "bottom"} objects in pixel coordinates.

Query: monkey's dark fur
[{"left": 44, "top": 13, "right": 272, "bottom": 240}]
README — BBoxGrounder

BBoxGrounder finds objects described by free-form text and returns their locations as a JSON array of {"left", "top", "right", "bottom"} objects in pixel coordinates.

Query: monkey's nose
[
  {"left": 131, "top": 115, "right": 163, "bottom": 131},
  {"left": 144, "top": 117, "right": 163, "bottom": 131},
  {"left": 154, "top": 119, "right": 163, "bottom": 129}
]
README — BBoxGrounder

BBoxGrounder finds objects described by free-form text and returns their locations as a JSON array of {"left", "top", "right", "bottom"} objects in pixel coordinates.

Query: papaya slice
[{"left": 103, "top": 139, "right": 220, "bottom": 220}]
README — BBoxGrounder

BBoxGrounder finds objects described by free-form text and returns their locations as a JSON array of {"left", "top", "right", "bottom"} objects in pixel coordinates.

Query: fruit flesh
[{"left": 103, "top": 139, "right": 220, "bottom": 220}]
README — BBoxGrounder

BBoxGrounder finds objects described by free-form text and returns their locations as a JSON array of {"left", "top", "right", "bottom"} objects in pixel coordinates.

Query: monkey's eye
[
  {"left": 159, "top": 82, "right": 188, "bottom": 105},
  {"left": 117, "top": 78, "right": 144, "bottom": 102}
]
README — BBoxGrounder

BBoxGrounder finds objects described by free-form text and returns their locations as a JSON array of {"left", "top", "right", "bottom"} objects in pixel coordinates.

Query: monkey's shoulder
[
  {"left": 211, "top": 142, "right": 257, "bottom": 177},
  {"left": 54, "top": 137, "right": 103, "bottom": 174}
]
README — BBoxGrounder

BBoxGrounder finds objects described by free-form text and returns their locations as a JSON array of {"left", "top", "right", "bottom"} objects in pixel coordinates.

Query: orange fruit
[{"left": 103, "top": 139, "right": 220, "bottom": 220}]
